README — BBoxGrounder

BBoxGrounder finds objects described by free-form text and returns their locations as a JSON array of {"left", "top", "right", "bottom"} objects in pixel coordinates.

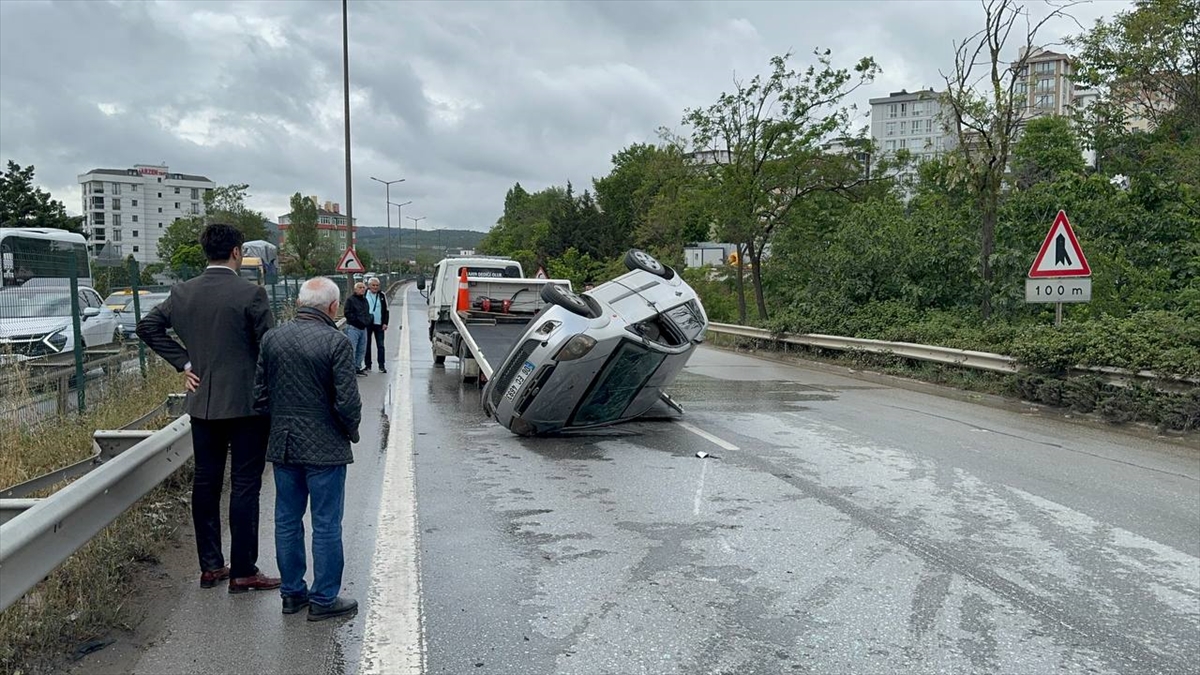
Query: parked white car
[{"left": 0, "top": 285, "right": 119, "bottom": 362}]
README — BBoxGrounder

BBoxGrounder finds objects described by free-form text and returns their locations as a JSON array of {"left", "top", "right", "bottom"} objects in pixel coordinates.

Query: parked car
[
  {"left": 103, "top": 288, "right": 154, "bottom": 311},
  {"left": 482, "top": 249, "right": 708, "bottom": 436},
  {"left": 115, "top": 292, "right": 170, "bottom": 340},
  {"left": 0, "top": 285, "right": 119, "bottom": 362}
]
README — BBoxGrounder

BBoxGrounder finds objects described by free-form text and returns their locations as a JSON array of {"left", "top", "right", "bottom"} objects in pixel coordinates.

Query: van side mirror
[
  {"left": 82, "top": 307, "right": 101, "bottom": 319},
  {"left": 416, "top": 274, "right": 426, "bottom": 291}
]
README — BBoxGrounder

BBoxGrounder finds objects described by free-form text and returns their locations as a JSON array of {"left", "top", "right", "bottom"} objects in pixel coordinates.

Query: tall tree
[
  {"left": 940, "top": 0, "right": 1076, "bottom": 319},
  {"left": 682, "top": 49, "right": 879, "bottom": 323},
  {"left": 283, "top": 193, "right": 322, "bottom": 275},
  {"left": 203, "top": 183, "right": 269, "bottom": 242},
  {"left": 1010, "top": 116, "right": 1086, "bottom": 189},
  {"left": 0, "top": 161, "right": 84, "bottom": 232}
]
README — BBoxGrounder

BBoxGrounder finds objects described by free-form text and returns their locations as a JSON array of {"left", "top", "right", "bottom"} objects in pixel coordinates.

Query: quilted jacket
[
  {"left": 254, "top": 307, "right": 362, "bottom": 465},
  {"left": 344, "top": 293, "right": 372, "bottom": 330}
]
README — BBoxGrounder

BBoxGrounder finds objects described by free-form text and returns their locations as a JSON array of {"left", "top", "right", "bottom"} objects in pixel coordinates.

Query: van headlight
[
  {"left": 47, "top": 329, "right": 69, "bottom": 352},
  {"left": 553, "top": 334, "right": 596, "bottom": 361}
]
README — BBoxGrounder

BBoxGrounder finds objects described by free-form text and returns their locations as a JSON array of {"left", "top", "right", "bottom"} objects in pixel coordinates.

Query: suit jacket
[
  {"left": 366, "top": 290, "right": 390, "bottom": 326},
  {"left": 137, "top": 267, "right": 274, "bottom": 420}
]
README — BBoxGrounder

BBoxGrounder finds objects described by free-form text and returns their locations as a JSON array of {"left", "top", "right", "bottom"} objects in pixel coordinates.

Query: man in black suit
[{"left": 137, "top": 223, "right": 281, "bottom": 594}]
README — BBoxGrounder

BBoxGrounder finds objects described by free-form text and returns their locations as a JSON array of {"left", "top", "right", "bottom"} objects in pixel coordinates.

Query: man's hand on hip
[{"left": 183, "top": 366, "right": 200, "bottom": 392}]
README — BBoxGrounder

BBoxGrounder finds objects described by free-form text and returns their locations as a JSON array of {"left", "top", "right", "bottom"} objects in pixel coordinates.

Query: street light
[
  {"left": 388, "top": 200, "right": 412, "bottom": 267},
  {"left": 407, "top": 215, "right": 426, "bottom": 265},
  {"left": 370, "top": 176, "right": 404, "bottom": 271}
]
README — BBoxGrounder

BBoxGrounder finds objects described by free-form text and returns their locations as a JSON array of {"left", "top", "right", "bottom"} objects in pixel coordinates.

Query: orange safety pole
[{"left": 456, "top": 267, "right": 470, "bottom": 312}]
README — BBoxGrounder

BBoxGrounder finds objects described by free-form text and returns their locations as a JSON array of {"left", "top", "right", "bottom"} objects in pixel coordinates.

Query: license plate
[{"left": 505, "top": 361, "right": 536, "bottom": 401}]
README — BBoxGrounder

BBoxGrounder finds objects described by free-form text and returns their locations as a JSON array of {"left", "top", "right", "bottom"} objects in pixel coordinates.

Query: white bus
[{"left": 0, "top": 227, "right": 92, "bottom": 288}]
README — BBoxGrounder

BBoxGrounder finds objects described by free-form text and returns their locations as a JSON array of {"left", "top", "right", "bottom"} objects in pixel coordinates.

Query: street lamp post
[
  {"left": 370, "top": 176, "right": 404, "bottom": 271},
  {"left": 341, "top": 0, "right": 354, "bottom": 254},
  {"left": 407, "top": 215, "right": 426, "bottom": 268},
  {"left": 389, "top": 200, "right": 412, "bottom": 266}
]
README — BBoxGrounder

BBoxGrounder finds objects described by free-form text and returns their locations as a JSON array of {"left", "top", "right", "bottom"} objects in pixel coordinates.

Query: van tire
[
  {"left": 540, "top": 283, "right": 598, "bottom": 318},
  {"left": 623, "top": 249, "right": 674, "bottom": 279}
]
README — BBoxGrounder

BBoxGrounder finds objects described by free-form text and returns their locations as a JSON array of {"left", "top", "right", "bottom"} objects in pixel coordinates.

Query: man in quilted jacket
[{"left": 253, "top": 276, "right": 362, "bottom": 622}]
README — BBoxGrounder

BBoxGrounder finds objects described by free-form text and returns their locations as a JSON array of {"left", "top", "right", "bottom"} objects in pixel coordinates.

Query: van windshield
[{"left": 571, "top": 341, "right": 665, "bottom": 426}]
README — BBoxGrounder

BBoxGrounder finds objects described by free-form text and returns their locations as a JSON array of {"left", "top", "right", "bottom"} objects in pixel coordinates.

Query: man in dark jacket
[
  {"left": 343, "top": 282, "right": 371, "bottom": 376},
  {"left": 363, "top": 276, "right": 391, "bottom": 373},
  {"left": 137, "top": 223, "right": 280, "bottom": 594},
  {"left": 253, "top": 276, "right": 362, "bottom": 621}
]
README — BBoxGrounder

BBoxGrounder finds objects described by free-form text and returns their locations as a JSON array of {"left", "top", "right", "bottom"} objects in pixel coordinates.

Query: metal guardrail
[
  {"left": 705, "top": 322, "right": 1199, "bottom": 392},
  {"left": 0, "top": 401, "right": 193, "bottom": 611}
]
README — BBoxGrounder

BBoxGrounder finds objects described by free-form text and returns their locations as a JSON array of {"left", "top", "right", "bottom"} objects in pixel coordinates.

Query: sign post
[{"left": 1025, "top": 210, "right": 1091, "bottom": 326}]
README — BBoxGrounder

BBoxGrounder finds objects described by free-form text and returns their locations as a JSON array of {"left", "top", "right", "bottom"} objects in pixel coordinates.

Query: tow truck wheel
[
  {"left": 540, "top": 283, "right": 598, "bottom": 318},
  {"left": 623, "top": 249, "right": 673, "bottom": 279}
]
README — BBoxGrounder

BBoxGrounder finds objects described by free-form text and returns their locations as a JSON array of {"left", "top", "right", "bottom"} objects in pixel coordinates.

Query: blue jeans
[
  {"left": 345, "top": 326, "right": 367, "bottom": 370},
  {"left": 273, "top": 464, "right": 347, "bottom": 607}
]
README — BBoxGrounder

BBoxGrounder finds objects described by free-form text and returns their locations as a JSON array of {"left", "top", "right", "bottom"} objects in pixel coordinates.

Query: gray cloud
[{"left": 1, "top": 0, "right": 1128, "bottom": 237}]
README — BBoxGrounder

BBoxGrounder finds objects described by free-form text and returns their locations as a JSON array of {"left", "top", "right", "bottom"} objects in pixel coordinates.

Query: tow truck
[{"left": 417, "top": 255, "right": 570, "bottom": 385}]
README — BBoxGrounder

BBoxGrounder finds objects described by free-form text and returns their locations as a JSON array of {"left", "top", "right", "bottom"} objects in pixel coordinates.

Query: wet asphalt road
[{"left": 79, "top": 285, "right": 1199, "bottom": 674}]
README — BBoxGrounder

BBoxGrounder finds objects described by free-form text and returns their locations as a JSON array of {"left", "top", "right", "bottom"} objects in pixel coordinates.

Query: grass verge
[{"left": 0, "top": 358, "right": 191, "bottom": 675}]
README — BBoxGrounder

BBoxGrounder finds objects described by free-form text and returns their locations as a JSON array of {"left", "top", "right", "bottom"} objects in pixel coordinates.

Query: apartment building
[
  {"left": 868, "top": 88, "right": 957, "bottom": 164},
  {"left": 277, "top": 197, "right": 357, "bottom": 249},
  {"left": 77, "top": 164, "right": 215, "bottom": 264},
  {"left": 1015, "top": 48, "right": 1076, "bottom": 119}
]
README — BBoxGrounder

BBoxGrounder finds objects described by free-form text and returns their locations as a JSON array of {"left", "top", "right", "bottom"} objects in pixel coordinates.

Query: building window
[
  {"left": 158, "top": 223, "right": 164, "bottom": 228},
  {"left": 899, "top": 139, "right": 907, "bottom": 149},
  {"left": 112, "top": 229, "right": 122, "bottom": 242},
  {"left": 911, "top": 102, "right": 923, "bottom": 116},
  {"left": 190, "top": 202, "right": 200, "bottom": 214},
  {"left": 191, "top": 188, "right": 199, "bottom": 199},
  {"left": 888, "top": 104, "right": 897, "bottom": 118},
  {"left": 900, "top": 102, "right": 907, "bottom": 116},
  {"left": 112, "top": 198, "right": 121, "bottom": 211},
  {"left": 885, "top": 140, "right": 896, "bottom": 151},
  {"left": 132, "top": 230, "right": 138, "bottom": 238},
  {"left": 1037, "top": 78, "right": 1054, "bottom": 92},
  {"left": 157, "top": 192, "right": 162, "bottom": 198},
  {"left": 131, "top": 184, "right": 138, "bottom": 192},
  {"left": 93, "top": 228, "right": 106, "bottom": 240},
  {"left": 111, "top": 183, "right": 121, "bottom": 194},
  {"left": 157, "top": 177, "right": 162, "bottom": 183},
  {"left": 113, "top": 214, "right": 121, "bottom": 227},
  {"left": 133, "top": 246, "right": 139, "bottom": 253},
  {"left": 926, "top": 119, "right": 933, "bottom": 133},
  {"left": 174, "top": 187, "right": 180, "bottom": 194},
  {"left": 174, "top": 202, "right": 180, "bottom": 209},
  {"left": 899, "top": 121, "right": 907, "bottom": 134},
  {"left": 1035, "top": 94, "right": 1054, "bottom": 108},
  {"left": 885, "top": 122, "right": 896, "bottom": 136},
  {"left": 158, "top": 207, "right": 163, "bottom": 213},
  {"left": 132, "top": 215, "right": 138, "bottom": 223},
  {"left": 132, "top": 199, "right": 138, "bottom": 207},
  {"left": 91, "top": 181, "right": 104, "bottom": 194},
  {"left": 92, "top": 213, "right": 105, "bottom": 226},
  {"left": 91, "top": 196, "right": 104, "bottom": 209},
  {"left": 925, "top": 137, "right": 933, "bottom": 148}
]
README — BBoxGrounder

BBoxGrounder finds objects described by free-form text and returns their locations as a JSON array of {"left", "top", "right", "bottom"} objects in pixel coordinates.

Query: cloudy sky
[{"left": 0, "top": 0, "right": 1129, "bottom": 235}]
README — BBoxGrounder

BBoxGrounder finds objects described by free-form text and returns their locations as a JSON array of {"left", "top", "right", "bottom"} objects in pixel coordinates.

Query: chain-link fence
[{"left": 2, "top": 239, "right": 406, "bottom": 428}]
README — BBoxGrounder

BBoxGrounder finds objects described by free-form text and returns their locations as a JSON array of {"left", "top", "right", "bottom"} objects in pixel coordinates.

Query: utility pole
[
  {"left": 371, "top": 176, "right": 404, "bottom": 271},
  {"left": 342, "top": 0, "right": 354, "bottom": 253}
]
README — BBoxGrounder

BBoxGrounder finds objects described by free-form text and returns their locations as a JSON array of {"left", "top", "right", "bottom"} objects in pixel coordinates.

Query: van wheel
[
  {"left": 540, "top": 283, "right": 598, "bottom": 318},
  {"left": 623, "top": 249, "right": 674, "bottom": 279}
]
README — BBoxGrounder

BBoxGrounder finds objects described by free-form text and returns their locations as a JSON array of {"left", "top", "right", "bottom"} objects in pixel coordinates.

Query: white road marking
[
  {"left": 676, "top": 421, "right": 736, "bottom": 517},
  {"left": 359, "top": 288, "right": 424, "bottom": 675},
  {"left": 676, "top": 420, "right": 740, "bottom": 452},
  {"left": 693, "top": 458, "right": 709, "bottom": 516}
]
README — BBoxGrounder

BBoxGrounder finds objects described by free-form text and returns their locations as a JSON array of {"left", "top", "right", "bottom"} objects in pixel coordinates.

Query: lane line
[
  {"left": 693, "top": 459, "right": 709, "bottom": 516},
  {"left": 676, "top": 420, "right": 740, "bottom": 452},
  {"left": 359, "top": 287, "right": 424, "bottom": 675}
]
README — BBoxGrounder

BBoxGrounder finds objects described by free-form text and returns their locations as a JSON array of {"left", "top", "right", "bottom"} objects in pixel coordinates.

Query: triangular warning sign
[
  {"left": 535, "top": 266, "right": 547, "bottom": 279},
  {"left": 335, "top": 247, "right": 365, "bottom": 273},
  {"left": 1028, "top": 210, "right": 1090, "bottom": 278}
]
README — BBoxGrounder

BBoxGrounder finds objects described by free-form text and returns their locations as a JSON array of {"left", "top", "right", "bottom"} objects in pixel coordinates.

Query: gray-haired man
[{"left": 253, "top": 277, "right": 361, "bottom": 621}]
